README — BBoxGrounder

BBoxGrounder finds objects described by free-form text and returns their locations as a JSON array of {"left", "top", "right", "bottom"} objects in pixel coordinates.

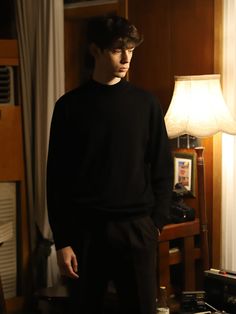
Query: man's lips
[{"left": 119, "top": 67, "right": 129, "bottom": 71}]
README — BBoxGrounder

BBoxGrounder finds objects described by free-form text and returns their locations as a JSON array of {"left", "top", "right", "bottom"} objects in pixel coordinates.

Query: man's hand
[{"left": 56, "top": 246, "right": 79, "bottom": 279}]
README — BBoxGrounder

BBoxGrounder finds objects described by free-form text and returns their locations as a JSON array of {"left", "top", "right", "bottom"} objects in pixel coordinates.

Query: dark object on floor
[
  {"left": 205, "top": 269, "right": 236, "bottom": 313},
  {"left": 181, "top": 290, "right": 207, "bottom": 313},
  {"left": 34, "top": 284, "right": 68, "bottom": 314},
  {"left": 34, "top": 283, "right": 120, "bottom": 314}
]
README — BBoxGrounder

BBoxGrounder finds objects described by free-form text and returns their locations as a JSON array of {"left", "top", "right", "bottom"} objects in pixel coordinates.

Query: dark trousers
[{"left": 67, "top": 215, "right": 158, "bottom": 314}]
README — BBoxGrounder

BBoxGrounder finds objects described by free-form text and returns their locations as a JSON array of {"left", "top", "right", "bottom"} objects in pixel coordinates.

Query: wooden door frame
[{"left": 212, "top": 0, "right": 222, "bottom": 269}]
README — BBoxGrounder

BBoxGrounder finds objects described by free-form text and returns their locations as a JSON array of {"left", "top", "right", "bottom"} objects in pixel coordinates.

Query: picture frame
[{"left": 173, "top": 151, "right": 196, "bottom": 197}]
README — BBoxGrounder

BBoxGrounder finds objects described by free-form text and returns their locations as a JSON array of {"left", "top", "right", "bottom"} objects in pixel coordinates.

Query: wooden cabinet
[
  {"left": 0, "top": 40, "right": 18, "bottom": 66},
  {"left": 0, "top": 39, "right": 29, "bottom": 313},
  {"left": 0, "top": 105, "right": 24, "bottom": 181},
  {"left": 0, "top": 40, "right": 23, "bottom": 181}
]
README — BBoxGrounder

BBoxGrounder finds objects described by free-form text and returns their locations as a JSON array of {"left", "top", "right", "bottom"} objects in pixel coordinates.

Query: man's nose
[{"left": 121, "top": 50, "right": 129, "bottom": 63}]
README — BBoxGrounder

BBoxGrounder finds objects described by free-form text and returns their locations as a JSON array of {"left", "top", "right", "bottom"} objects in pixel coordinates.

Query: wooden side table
[{"left": 157, "top": 218, "right": 201, "bottom": 296}]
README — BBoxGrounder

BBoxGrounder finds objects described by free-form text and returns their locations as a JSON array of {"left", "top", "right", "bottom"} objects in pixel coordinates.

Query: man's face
[{"left": 95, "top": 45, "right": 135, "bottom": 80}]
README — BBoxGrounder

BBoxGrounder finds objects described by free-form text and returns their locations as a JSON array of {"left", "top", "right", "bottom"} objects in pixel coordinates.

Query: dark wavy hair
[
  {"left": 86, "top": 14, "right": 143, "bottom": 50},
  {"left": 83, "top": 15, "right": 143, "bottom": 79}
]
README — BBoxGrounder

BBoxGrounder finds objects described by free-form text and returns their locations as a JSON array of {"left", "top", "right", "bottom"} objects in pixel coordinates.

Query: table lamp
[{"left": 165, "top": 74, "right": 236, "bottom": 270}]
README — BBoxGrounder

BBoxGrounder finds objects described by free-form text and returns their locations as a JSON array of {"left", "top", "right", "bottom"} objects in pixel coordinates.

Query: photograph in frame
[{"left": 173, "top": 152, "right": 196, "bottom": 197}]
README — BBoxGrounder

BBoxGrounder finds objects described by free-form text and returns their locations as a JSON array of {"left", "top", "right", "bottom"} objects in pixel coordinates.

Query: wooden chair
[{"left": 157, "top": 218, "right": 201, "bottom": 296}]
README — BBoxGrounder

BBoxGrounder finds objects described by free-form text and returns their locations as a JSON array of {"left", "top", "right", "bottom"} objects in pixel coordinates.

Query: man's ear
[{"left": 89, "top": 43, "right": 101, "bottom": 58}]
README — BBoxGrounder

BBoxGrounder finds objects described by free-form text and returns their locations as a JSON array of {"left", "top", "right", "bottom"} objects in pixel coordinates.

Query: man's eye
[{"left": 111, "top": 49, "right": 122, "bottom": 53}]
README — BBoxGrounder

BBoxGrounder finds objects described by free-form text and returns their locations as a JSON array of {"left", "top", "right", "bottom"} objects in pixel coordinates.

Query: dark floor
[{"left": 9, "top": 292, "right": 120, "bottom": 314}]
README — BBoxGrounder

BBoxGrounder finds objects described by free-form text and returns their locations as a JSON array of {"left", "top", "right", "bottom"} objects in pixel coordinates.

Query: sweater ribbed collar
[{"left": 88, "top": 78, "right": 128, "bottom": 91}]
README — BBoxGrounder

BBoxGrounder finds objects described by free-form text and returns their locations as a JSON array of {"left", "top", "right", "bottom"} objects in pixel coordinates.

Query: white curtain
[
  {"left": 221, "top": 0, "right": 236, "bottom": 271},
  {"left": 15, "top": 0, "right": 65, "bottom": 286}
]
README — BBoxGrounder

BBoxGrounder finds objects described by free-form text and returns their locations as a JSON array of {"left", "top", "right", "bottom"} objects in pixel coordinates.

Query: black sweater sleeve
[
  {"left": 149, "top": 98, "right": 173, "bottom": 230},
  {"left": 47, "top": 99, "right": 72, "bottom": 250}
]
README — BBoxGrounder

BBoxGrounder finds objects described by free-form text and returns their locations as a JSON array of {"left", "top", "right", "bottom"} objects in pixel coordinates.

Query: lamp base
[
  {"left": 177, "top": 134, "right": 199, "bottom": 148},
  {"left": 194, "top": 146, "right": 210, "bottom": 271}
]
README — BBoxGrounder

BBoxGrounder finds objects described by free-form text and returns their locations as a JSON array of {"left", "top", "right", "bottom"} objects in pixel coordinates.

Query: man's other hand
[{"left": 56, "top": 246, "right": 79, "bottom": 279}]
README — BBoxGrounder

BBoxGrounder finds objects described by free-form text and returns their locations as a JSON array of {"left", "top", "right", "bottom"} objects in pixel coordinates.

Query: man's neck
[{"left": 92, "top": 72, "right": 121, "bottom": 86}]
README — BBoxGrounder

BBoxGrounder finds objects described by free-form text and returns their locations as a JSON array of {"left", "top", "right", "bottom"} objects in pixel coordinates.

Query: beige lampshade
[{"left": 165, "top": 74, "right": 236, "bottom": 138}]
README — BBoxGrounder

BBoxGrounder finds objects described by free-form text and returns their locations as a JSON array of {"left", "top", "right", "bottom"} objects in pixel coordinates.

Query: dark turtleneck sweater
[{"left": 47, "top": 79, "right": 173, "bottom": 249}]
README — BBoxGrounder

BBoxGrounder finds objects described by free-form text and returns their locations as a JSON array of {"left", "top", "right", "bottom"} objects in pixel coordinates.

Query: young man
[{"left": 47, "top": 15, "right": 173, "bottom": 314}]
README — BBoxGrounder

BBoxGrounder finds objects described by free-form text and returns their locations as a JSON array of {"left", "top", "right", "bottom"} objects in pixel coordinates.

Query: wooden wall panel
[
  {"left": 128, "top": 0, "right": 215, "bottom": 265},
  {"left": 64, "top": 19, "right": 88, "bottom": 91},
  {"left": 129, "top": 0, "right": 214, "bottom": 113},
  {"left": 170, "top": 0, "right": 214, "bottom": 77},
  {"left": 128, "top": 0, "right": 172, "bottom": 112}
]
